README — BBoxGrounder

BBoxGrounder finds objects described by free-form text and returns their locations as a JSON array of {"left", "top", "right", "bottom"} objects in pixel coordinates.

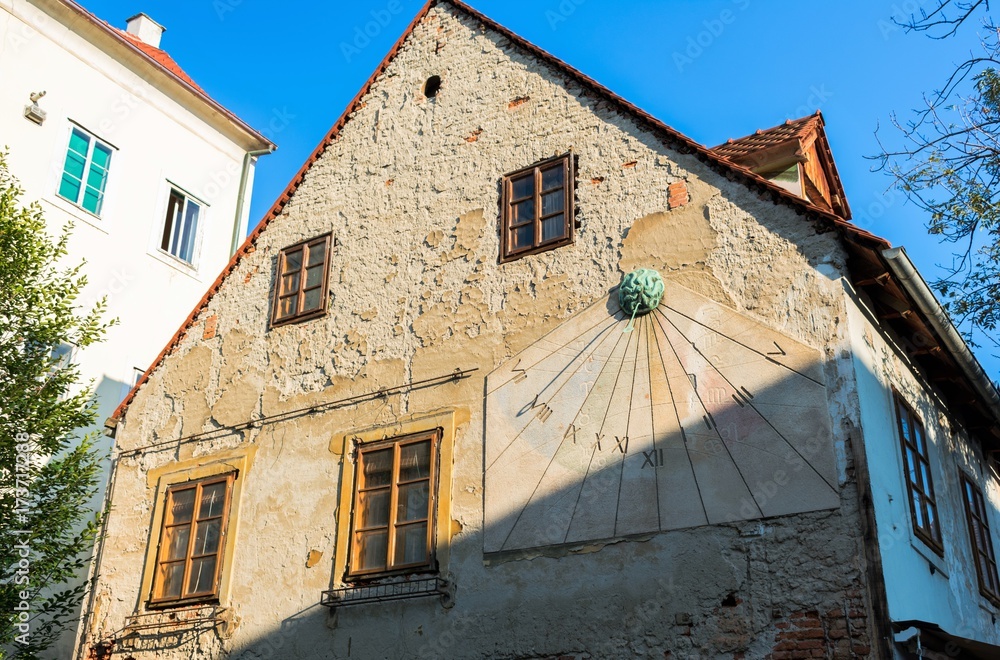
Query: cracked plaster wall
[{"left": 85, "top": 5, "right": 878, "bottom": 659}]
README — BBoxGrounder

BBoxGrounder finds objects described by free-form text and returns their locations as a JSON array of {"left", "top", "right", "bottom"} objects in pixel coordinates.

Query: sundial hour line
[
  {"left": 660, "top": 305, "right": 822, "bottom": 385},
  {"left": 485, "top": 313, "right": 628, "bottom": 472},
  {"left": 654, "top": 307, "right": 838, "bottom": 494},
  {"left": 649, "top": 309, "right": 709, "bottom": 525},
  {"left": 651, "top": 309, "right": 765, "bottom": 519},
  {"left": 491, "top": 308, "right": 625, "bottom": 393},
  {"left": 562, "top": 318, "right": 638, "bottom": 544}
]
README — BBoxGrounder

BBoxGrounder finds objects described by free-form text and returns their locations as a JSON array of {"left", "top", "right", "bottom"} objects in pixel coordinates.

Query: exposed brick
[
  {"left": 668, "top": 180, "right": 689, "bottom": 209},
  {"left": 203, "top": 314, "right": 218, "bottom": 340},
  {"left": 508, "top": 95, "right": 530, "bottom": 109}
]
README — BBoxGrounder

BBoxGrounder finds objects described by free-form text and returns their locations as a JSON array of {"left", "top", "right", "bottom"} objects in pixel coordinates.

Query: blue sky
[{"left": 85, "top": 0, "right": 998, "bottom": 373}]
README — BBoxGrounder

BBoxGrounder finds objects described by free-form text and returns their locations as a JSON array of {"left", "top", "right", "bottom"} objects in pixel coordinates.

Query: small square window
[
  {"left": 894, "top": 392, "right": 943, "bottom": 553},
  {"left": 348, "top": 430, "right": 439, "bottom": 578},
  {"left": 500, "top": 154, "right": 574, "bottom": 262},
  {"left": 960, "top": 472, "right": 1000, "bottom": 605},
  {"left": 149, "top": 473, "right": 234, "bottom": 607},
  {"left": 57, "top": 127, "right": 113, "bottom": 216},
  {"left": 271, "top": 234, "right": 332, "bottom": 326},
  {"left": 160, "top": 188, "right": 202, "bottom": 264}
]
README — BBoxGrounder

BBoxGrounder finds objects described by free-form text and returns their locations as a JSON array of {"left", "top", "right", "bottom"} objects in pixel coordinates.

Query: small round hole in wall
[{"left": 423, "top": 75, "right": 442, "bottom": 99}]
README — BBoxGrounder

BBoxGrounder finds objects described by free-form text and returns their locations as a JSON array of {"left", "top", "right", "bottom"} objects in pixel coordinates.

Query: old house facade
[{"left": 79, "top": 2, "right": 1000, "bottom": 658}]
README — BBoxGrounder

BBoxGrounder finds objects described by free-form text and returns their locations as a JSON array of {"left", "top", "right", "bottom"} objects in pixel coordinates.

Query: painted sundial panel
[{"left": 484, "top": 278, "right": 839, "bottom": 554}]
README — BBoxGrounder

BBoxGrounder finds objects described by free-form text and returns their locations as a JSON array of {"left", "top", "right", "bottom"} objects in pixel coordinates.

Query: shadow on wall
[{"left": 88, "top": 341, "right": 886, "bottom": 659}]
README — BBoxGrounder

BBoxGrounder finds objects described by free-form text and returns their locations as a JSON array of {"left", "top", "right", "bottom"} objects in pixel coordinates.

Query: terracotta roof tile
[
  {"left": 113, "top": 27, "right": 206, "bottom": 95},
  {"left": 712, "top": 113, "right": 822, "bottom": 161}
]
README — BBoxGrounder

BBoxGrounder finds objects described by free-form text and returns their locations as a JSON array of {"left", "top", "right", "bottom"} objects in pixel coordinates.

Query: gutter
[
  {"left": 231, "top": 147, "right": 276, "bottom": 255},
  {"left": 882, "top": 246, "right": 1000, "bottom": 425}
]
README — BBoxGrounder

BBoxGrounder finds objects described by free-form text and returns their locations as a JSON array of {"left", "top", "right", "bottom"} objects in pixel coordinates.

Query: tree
[
  {"left": 875, "top": 0, "right": 1000, "bottom": 351},
  {"left": 0, "top": 153, "right": 111, "bottom": 658}
]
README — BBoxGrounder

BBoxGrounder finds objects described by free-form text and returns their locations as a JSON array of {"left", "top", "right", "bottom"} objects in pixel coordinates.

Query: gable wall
[{"left": 85, "top": 5, "right": 880, "bottom": 659}]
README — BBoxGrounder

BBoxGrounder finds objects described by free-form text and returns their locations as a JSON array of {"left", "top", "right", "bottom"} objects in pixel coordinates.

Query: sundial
[{"left": 483, "top": 269, "right": 838, "bottom": 554}]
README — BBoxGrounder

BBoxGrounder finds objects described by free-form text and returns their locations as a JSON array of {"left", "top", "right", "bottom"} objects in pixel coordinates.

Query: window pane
[
  {"left": 307, "top": 242, "right": 326, "bottom": 267},
  {"left": 361, "top": 449, "right": 393, "bottom": 488},
  {"left": 281, "top": 272, "right": 300, "bottom": 297},
  {"left": 914, "top": 424, "right": 926, "bottom": 455},
  {"left": 394, "top": 522, "right": 428, "bottom": 565},
  {"left": 541, "top": 190, "right": 564, "bottom": 215},
  {"left": 898, "top": 407, "right": 910, "bottom": 441},
  {"left": 541, "top": 165, "right": 564, "bottom": 191},
  {"left": 355, "top": 530, "right": 388, "bottom": 571},
  {"left": 161, "top": 192, "right": 181, "bottom": 251},
  {"left": 511, "top": 175, "right": 533, "bottom": 199},
  {"left": 68, "top": 129, "right": 90, "bottom": 158},
  {"left": 541, "top": 214, "right": 565, "bottom": 242},
  {"left": 512, "top": 199, "right": 535, "bottom": 223},
  {"left": 305, "top": 264, "right": 325, "bottom": 289},
  {"left": 399, "top": 441, "right": 431, "bottom": 481},
  {"left": 169, "top": 488, "right": 196, "bottom": 524},
  {"left": 193, "top": 519, "right": 221, "bottom": 556},
  {"left": 186, "top": 556, "right": 217, "bottom": 594},
  {"left": 178, "top": 199, "right": 200, "bottom": 263},
  {"left": 904, "top": 449, "right": 917, "bottom": 488},
  {"left": 512, "top": 225, "right": 533, "bottom": 249},
  {"left": 913, "top": 498, "right": 925, "bottom": 529},
  {"left": 396, "top": 482, "right": 429, "bottom": 522},
  {"left": 303, "top": 288, "right": 322, "bottom": 312},
  {"left": 284, "top": 249, "right": 303, "bottom": 274},
  {"left": 58, "top": 174, "right": 83, "bottom": 205},
  {"left": 278, "top": 295, "right": 298, "bottom": 319},
  {"left": 199, "top": 482, "right": 228, "bottom": 519},
  {"left": 157, "top": 562, "right": 184, "bottom": 599},
  {"left": 358, "top": 489, "right": 391, "bottom": 528},
  {"left": 163, "top": 525, "right": 190, "bottom": 561}
]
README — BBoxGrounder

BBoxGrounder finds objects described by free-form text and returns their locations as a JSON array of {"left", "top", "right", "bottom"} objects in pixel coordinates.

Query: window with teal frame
[{"left": 58, "top": 127, "right": 112, "bottom": 216}]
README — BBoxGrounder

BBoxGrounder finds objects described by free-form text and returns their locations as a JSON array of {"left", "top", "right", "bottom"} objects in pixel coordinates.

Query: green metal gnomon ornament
[{"left": 619, "top": 268, "right": 664, "bottom": 332}]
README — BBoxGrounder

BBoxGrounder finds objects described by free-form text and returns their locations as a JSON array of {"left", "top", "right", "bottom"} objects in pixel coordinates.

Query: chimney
[{"left": 125, "top": 13, "right": 165, "bottom": 48}]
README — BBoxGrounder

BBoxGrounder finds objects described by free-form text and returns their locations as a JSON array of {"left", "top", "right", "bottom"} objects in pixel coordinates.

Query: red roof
[
  {"left": 113, "top": 27, "right": 207, "bottom": 95},
  {"left": 713, "top": 113, "right": 822, "bottom": 162},
  {"left": 110, "top": 0, "right": 888, "bottom": 423}
]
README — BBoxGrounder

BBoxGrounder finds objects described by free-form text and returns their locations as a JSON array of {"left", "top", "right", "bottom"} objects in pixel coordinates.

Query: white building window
[
  {"left": 160, "top": 188, "right": 202, "bottom": 265},
  {"left": 57, "top": 127, "right": 112, "bottom": 216}
]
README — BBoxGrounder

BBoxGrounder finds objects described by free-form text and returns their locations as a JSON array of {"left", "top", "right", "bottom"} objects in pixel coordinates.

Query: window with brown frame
[
  {"left": 150, "top": 473, "right": 234, "bottom": 606},
  {"left": 960, "top": 472, "right": 1000, "bottom": 604},
  {"left": 894, "top": 393, "right": 943, "bottom": 553},
  {"left": 271, "top": 234, "right": 332, "bottom": 326},
  {"left": 500, "top": 154, "right": 573, "bottom": 262},
  {"left": 348, "top": 430, "right": 439, "bottom": 578}
]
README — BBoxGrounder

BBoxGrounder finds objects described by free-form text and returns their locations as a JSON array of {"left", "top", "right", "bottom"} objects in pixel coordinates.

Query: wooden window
[
  {"left": 349, "top": 430, "right": 439, "bottom": 578},
  {"left": 961, "top": 472, "right": 1000, "bottom": 604},
  {"left": 150, "top": 473, "right": 234, "bottom": 606},
  {"left": 894, "top": 393, "right": 943, "bottom": 553},
  {"left": 500, "top": 154, "right": 573, "bottom": 262},
  {"left": 271, "top": 234, "right": 332, "bottom": 326}
]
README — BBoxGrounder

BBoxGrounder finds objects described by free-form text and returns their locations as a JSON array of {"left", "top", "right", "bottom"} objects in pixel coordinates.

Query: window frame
[
  {"left": 270, "top": 233, "right": 333, "bottom": 327},
  {"left": 56, "top": 125, "right": 114, "bottom": 217},
  {"left": 960, "top": 471, "right": 1000, "bottom": 605},
  {"left": 499, "top": 153, "right": 575, "bottom": 263},
  {"left": 159, "top": 186, "right": 204, "bottom": 266},
  {"left": 893, "top": 391, "right": 944, "bottom": 555},
  {"left": 147, "top": 473, "right": 235, "bottom": 608},
  {"left": 345, "top": 429, "right": 441, "bottom": 580}
]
